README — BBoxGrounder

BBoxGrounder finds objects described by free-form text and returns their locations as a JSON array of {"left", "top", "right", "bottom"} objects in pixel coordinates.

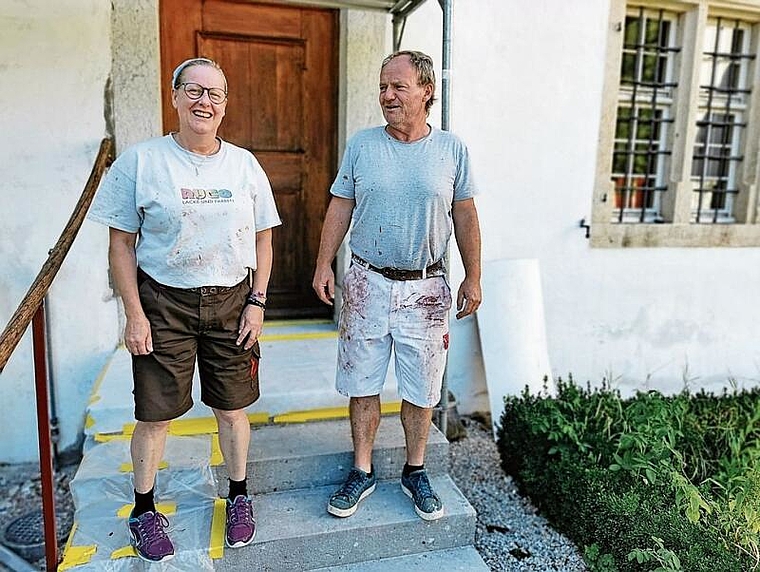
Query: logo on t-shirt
[{"left": 181, "top": 188, "right": 234, "bottom": 204}]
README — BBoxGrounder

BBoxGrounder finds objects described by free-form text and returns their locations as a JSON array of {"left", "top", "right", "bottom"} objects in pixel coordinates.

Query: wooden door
[{"left": 160, "top": 0, "right": 338, "bottom": 318}]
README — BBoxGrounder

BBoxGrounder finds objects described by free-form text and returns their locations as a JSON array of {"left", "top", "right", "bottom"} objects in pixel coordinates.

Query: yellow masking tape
[
  {"left": 117, "top": 501, "right": 176, "bottom": 519},
  {"left": 209, "top": 498, "right": 227, "bottom": 559},
  {"left": 111, "top": 545, "right": 137, "bottom": 559},
  {"left": 87, "top": 350, "right": 114, "bottom": 405},
  {"left": 59, "top": 545, "right": 97, "bottom": 570},
  {"left": 84, "top": 414, "right": 95, "bottom": 429},
  {"left": 93, "top": 432, "right": 131, "bottom": 443},
  {"left": 119, "top": 460, "right": 168, "bottom": 473},
  {"left": 169, "top": 417, "right": 219, "bottom": 435},
  {"left": 118, "top": 414, "right": 270, "bottom": 440},
  {"left": 210, "top": 434, "right": 223, "bottom": 466},
  {"left": 273, "top": 401, "right": 402, "bottom": 423},
  {"left": 58, "top": 522, "right": 98, "bottom": 570},
  {"left": 259, "top": 331, "right": 337, "bottom": 342},
  {"left": 264, "top": 319, "right": 333, "bottom": 327}
]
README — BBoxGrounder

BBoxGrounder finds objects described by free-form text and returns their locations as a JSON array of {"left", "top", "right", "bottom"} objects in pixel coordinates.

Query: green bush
[{"left": 497, "top": 376, "right": 760, "bottom": 571}]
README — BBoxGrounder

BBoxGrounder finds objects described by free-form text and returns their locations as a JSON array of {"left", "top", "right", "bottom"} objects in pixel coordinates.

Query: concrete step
[
  {"left": 70, "top": 419, "right": 449, "bottom": 502},
  {"left": 313, "top": 546, "right": 490, "bottom": 571},
  {"left": 216, "top": 475, "right": 477, "bottom": 571},
  {"left": 215, "top": 417, "right": 450, "bottom": 495},
  {"left": 62, "top": 475, "right": 479, "bottom": 571}
]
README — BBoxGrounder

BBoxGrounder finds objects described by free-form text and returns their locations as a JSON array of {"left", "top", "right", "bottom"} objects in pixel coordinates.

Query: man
[{"left": 312, "top": 50, "right": 481, "bottom": 521}]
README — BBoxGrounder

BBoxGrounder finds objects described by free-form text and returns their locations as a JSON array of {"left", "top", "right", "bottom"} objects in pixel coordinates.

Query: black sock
[
  {"left": 403, "top": 463, "right": 424, "bottom": 478},
  {"left": 228, "top": 478, "right": 248, "bottom": 500},
  {"left": 133, "top": 488, "right": 156, "bottom": 517}
]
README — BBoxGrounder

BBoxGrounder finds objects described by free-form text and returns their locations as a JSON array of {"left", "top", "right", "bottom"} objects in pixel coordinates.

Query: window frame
[{"left": 591, "top": 0, "right": 760, "bottom": 247}]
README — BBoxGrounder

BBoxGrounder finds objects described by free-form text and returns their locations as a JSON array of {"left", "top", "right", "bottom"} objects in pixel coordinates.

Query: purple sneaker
[
  {"left": 226, "top": 495, "right": 256, "bottom": 548},
  {"left": 128, "top": 510, "right": 175, "bottom": 562}
]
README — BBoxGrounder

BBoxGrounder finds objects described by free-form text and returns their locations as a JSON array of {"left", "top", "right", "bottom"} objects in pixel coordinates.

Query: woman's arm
[{"left": 109, "top": 228, "right": 153, "bottom": 354}]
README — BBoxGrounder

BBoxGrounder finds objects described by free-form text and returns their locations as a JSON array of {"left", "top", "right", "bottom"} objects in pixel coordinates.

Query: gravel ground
[
  {"left": 0, "top": 461, "right": 76, "bottom": 571},
  {"left": 0, "top": 416, "right": 588, "bottom": 571},
  {"left": 448, "top": 415, "right": 589, "bottom": 571}
]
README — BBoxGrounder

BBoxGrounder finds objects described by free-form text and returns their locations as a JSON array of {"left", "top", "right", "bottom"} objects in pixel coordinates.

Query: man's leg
[
  {"left": 327, "top": 394, "right": 380, "bottom": 517},
  {"left": 350, "top": 395, "right": 381, "bottom": 472},
  {"left": 392, "top": 275, "right": 451, "bottom": 521},
  {"left": 399, "top": 400, "right": 443, "bottom": 520},
  {"left": 400, "top": 400, "right": 433, "bottom": 466}
]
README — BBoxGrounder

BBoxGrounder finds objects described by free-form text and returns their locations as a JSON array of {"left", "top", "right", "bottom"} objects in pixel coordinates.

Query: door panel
[{"left": 160, "top": 0, "right": 338, "bottom": 318}]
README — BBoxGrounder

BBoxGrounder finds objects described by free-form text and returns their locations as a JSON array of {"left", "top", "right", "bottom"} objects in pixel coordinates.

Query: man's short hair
[{"left": 381, "top": 50, "right": 436, "bottom": 114}]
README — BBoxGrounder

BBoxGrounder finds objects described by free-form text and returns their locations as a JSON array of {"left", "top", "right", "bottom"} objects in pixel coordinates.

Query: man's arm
[
  {"left": 108, "top": 227, "right": 153, "bottom": 354},
  {"left": 451, "top": 198, "right": 482, "bottom": 319},
  {"left": 237, "top": 228, "right": 273, "bottom": 349},
  {"left": 312, "top": 196, "right": 356, "bottom": 305}
]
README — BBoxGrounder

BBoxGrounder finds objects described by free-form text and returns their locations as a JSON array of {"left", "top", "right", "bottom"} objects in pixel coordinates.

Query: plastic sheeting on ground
[{"left": 61, "top": 436, "right": 222, "bottom": 571}]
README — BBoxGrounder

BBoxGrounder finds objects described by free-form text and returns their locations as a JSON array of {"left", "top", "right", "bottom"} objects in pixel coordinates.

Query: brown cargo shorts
[{"left": 132, "top": 268, "right": 261, "bottom": 422}]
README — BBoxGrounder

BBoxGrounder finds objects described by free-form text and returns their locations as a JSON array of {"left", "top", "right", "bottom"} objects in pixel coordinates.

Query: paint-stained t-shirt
[
  {"left": 330, "top": 125, "right": 477, "bottom": 271},
  {"left": 88, "top": 135, "right": 281, "bottom": 288}
]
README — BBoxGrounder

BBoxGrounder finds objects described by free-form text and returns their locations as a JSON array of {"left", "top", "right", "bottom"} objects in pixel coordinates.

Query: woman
[{"left": 88, "top": 57, "right": 280, "bottom": 562}]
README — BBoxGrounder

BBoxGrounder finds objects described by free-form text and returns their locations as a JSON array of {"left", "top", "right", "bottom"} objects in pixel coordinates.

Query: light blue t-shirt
[
  {"left": 330, "top": 126, "right": 477, "bottom": 270},
  {"left": 88, "top": 135, "right": 281, "bottom": 288}
]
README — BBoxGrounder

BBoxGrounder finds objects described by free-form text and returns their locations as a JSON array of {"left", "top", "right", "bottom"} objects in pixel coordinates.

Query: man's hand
[
  {"left": 312, "top": 265, "right": 336, "bottom": 305},
  {"left": 237, "top": 305, "right": 264, "bottom": 349},
  {"left": 455, "top": 275, "right": 482, "bottom": 319}
]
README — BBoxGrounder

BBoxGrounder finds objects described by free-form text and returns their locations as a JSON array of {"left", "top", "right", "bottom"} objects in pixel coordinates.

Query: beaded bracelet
[
  {"left": 250, "top": 290, "right": 267, "bottom": 301},
  {"left": 245, "top": 296, "right": 266, "bottom": 311}
]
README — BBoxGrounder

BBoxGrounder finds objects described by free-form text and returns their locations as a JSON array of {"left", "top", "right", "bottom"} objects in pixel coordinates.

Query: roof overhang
[{"left": 264, "top": 0, "right": 428, "bottom": 15}]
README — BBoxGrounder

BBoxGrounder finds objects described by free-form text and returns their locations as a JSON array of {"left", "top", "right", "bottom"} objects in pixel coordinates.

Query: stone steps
[{"left": 62, "top": 337, "right": 488, "bottom": 570}]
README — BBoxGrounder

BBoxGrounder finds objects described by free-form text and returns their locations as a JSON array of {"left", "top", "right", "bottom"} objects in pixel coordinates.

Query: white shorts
[{"left": 336, "top": 263, "right": 452, "bottom": 408}]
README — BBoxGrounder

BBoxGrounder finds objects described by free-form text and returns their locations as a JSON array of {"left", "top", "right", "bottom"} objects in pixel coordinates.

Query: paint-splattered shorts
[{"left": 336, "top": 262, "right": 451, "bottom": 408}]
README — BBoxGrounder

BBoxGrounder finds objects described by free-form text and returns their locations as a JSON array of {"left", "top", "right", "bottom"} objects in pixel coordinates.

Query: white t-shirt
[{"left": 88, "top": 135, "right": 281, "bottom": 288}]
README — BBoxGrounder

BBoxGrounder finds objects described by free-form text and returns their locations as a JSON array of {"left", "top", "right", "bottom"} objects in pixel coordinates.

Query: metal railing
[{"left": 0, "top": 138, "right": 114, "bottom": 571}]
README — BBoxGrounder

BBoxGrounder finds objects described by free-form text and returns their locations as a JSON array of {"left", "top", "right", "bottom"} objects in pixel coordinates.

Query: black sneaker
[
  {"left": 327, "top": 467, "right": 376, "bottom": 517},
  {"left": 401, "top": 469, "right": 444, "bottom": 521}
]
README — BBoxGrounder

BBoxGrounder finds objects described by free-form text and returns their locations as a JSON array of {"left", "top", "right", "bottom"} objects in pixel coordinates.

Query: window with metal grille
[
  {"left": 612, "top": 8, "right": 679, "bottom": 223},
  {"left": 592, "top": 1, "right": 760, "bottom": 247},
  {"left": 691, "top": 18, "right": 755, "bottom": 223}
]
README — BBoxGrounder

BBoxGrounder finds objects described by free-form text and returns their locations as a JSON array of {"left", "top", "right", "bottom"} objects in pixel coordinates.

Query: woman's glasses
[{"left": 177, "top": 82, "right": 227, "bottom": 104}]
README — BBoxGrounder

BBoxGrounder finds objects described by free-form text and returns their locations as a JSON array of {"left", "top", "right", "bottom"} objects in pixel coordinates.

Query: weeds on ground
[{"left": 497, "top": 376, "right": 760, "bottom": 572}]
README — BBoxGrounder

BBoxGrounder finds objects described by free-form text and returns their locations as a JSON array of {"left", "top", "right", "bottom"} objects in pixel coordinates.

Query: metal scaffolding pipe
[
  {"left": 437, "top": 0, "right": 453, "bottom": 437},
  {"left": 439, "top": 0, "right": 452, "bottom": 131},
  {"left": 32, "top": 303, "right": 58, "bottom": 571}
]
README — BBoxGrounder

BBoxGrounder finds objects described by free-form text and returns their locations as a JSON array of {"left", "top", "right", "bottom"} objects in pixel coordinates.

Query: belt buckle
[{"left": 353, "top": 255, "right": 370, "bottom": 270}]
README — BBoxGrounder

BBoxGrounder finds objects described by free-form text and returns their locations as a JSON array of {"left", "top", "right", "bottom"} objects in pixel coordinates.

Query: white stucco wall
[
  {"left": 111, "top": 0, "right": 162, "bottom": 152},
  {"left": 5, "top": 0, "right": 759, "bottom": 462},
  {"left": 403, "top": 0, "right": 760, "bottom": 404},
  {"left": 0, "top": 0, "right": 119, "bottom": 462}
]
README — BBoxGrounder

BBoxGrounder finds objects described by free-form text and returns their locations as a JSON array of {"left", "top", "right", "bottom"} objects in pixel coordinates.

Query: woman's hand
[
  {"left": 125, "top": 313, "right": 153, "bottom": 355},
  {"left": 237, "top": 305, "right": 264, "bottom": 349}
]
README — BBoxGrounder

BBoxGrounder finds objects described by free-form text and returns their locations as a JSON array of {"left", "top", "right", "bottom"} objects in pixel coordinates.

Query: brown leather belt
[{"left": 351, "top": 254, "right": 444, "bottom": 281}]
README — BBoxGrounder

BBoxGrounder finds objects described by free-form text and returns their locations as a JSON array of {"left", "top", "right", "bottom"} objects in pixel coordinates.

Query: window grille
[
  {"left": 612, "top": 8, "right": 680, "bottom": 223},
  {"left": 691, "top": 18, "right": 755, "bottom": 223}
]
